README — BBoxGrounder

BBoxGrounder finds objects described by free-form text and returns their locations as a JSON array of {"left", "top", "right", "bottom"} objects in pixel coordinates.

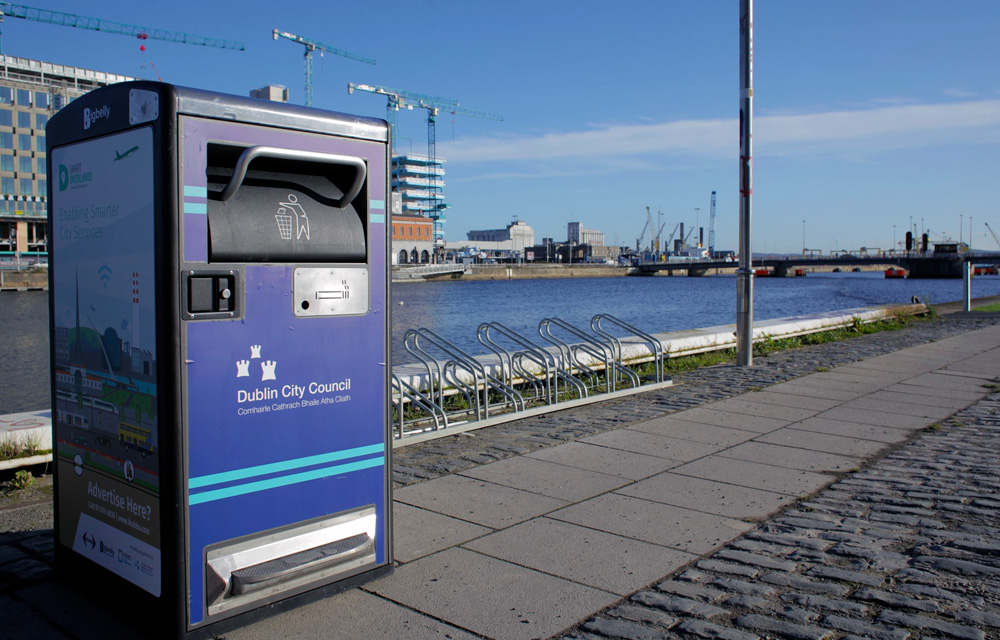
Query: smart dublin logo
[{"left": 235, "top": 344, "right": 351, "bottom": 414}]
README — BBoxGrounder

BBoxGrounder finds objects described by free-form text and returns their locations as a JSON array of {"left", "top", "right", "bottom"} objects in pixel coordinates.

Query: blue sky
[{"left": 6, "top": 0, "right": 999, "bottom": 253}]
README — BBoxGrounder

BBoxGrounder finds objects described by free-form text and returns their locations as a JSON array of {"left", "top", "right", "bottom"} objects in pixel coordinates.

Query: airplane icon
[{"left": 114, "top": 146, "right": 139, "bottom": 161}]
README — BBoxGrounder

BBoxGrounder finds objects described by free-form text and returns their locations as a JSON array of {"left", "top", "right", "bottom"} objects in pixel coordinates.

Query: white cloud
[
  {"left": 944, "top": 88, "right": 977, "bottom": 98},
  {"left": 439, "top": 99, "right": 1000, "bottom": 165}
]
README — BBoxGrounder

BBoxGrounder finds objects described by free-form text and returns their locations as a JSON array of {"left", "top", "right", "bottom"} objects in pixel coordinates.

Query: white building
[
  {"left": 467, "top": 220, "right": 535, "bottom": 253},
  {"left": 567, "top": 221, "right": 604, "bottom": 246}
]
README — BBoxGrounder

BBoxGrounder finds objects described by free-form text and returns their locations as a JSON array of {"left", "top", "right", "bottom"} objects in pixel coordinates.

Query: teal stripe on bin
[
  {"left": 184, "top": 202, "right": 207, "bottom": 214},
  {"left": 184, "top": 186, "right": 208, "bottom": 198},
  {"left": 370, "top": 199, "right": 385, "bottom": 210},
  {"left": 189, "top": 456, "right": 384, "bottom": 505},
  {"left": 369, "top": 213, "right": 385, "bottom": 224},
  {"left": 189, "top": 442, "right": 384, "bottom": 489}
]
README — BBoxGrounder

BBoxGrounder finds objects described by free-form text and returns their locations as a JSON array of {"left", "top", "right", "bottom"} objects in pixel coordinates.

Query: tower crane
[
  {"left": 348, "top": 84, "right": 501, "bottom": 255},
  {"left": 707, "top": 191, "right": 717, "bottom": 257},
  {"left": 0, "top": 3, "right": 245, "bottom": 52},
  {"left": 986, "top": 222, "right": 1000, "bottom": 250},
  {"left": 414, "top": 98, "right": 503, "bottom": 251},
  {"left": 347, "top": 83, "right": 457, "bottom": 153},
  {"left": 273, "top": 29, "right": 374, "bottom": 107}
]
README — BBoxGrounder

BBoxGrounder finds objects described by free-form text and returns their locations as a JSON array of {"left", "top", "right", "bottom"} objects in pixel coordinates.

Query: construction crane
[
  {"left": 416, "top": 99, "right": 502, "bottom": 253},
  {"left": 986, "top": 222, "right": 1000, "bottom": 250},
  {"left": 707, "top": 191, "right": 717, "bottom": 257},
  {"left": 274, "top": 29, "right": 374, "bottom": 107},
  {"left": 0, "top": 3, "right": 245, "bottom": 52},
  {"left": 347, "top": 83, "right": 458, "bottom": 153},
  {"left": 348, "top": 84, "right": 501, "bottom": 254}
]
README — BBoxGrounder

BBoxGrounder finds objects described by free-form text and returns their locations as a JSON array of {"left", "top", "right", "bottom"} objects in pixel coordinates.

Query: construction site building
[{"left": 0, "top": 55, "right": 132, "bottom": 263}]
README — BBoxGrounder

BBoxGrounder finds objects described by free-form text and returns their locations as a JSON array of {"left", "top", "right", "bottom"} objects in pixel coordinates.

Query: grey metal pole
[
  {"left": 736, "top": 0, "right": 754, "bottom": 367},
  {"left": 963, "top": 261, "right": 972, "bottom": 312}
]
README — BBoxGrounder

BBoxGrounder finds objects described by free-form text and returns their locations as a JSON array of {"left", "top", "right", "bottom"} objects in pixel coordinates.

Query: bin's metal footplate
[
  {"left": 206, "top": 505, "right": 377, "bottom": 616},
  {"left": 231, "top": 532, "right": 373, "bottom": 595}
]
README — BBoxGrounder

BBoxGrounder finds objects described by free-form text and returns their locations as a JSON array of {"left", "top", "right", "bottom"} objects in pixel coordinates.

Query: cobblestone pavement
[
  {"left": 560, "top": 394, "right": 1000, "bottom": 640},
  {"left": 393, "top": 316, "right": 1000, "bottom": 487}
]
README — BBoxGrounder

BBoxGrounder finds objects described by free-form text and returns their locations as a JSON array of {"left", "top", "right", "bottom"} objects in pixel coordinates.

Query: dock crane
[
  {"left": 0, "top": 2, "right": 245, "bottom": 52},
  {"left": 274, "top": 29, "right": 374, "bottom": 107},
  {"left": 347, "top": 82, "right": 458, "bottom": 153},
  {"left": 636, "top": 217, "right": 649, "bottom": 252},
  {"left": 986, "top": 222, "right": 1000, "bottom": 250},
  {"left": 707, "top": 191, "right": 717, "bottom": 258}
]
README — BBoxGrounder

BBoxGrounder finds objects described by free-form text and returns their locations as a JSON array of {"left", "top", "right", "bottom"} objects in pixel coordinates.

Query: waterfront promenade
[{"left": 2, "top": 309, "right": 999, "bottom": 639}]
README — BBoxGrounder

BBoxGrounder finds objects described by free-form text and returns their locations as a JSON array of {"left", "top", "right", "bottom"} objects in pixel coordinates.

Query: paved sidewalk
[{"left": 1, "top": 320, "right": 999, "bottom": 639}]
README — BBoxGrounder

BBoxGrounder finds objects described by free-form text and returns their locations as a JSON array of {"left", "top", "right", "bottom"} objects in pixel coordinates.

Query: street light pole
[
  {"left": 736, "top": 0, "right": 754, "bottom": 367},
  {"left": 802, "top": 220, "right": 806, "bottom": 255}
]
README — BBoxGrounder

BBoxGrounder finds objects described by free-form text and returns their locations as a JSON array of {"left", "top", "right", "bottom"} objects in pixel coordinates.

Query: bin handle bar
[{"left": 219, "top": 145, "right": 367, "bottom": 208}]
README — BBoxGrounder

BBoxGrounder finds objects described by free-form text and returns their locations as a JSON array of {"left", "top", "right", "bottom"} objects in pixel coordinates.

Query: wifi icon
[{"left": 98, "top": 265, "right": 112, "bottom": 288}]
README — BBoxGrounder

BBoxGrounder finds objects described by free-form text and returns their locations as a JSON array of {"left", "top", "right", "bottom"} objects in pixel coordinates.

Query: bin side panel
[{"left": 49, "top": 127, "right": 163, "bottom": 597}]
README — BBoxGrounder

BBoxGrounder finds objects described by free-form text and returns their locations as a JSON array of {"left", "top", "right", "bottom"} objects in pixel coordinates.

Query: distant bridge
[{"left": 630, "top": 252, "right": 1000, "bottom": 279}]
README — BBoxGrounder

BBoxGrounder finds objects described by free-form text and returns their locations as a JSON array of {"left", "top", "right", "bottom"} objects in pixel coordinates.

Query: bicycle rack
[
  {"left": 478, "top": 322, "right": 586, "bottom": 406},
  {"left": 403, "top": 327, "right": 525, "bottom": 423},
  {"left": 391, "top": 374, "right": 448, "bottom": 439},
  {"left": 538, "top": 317, "right": 639, "bottom": 393},
  {"left": 591, "top": 313, "right": 668, "bottom": 383}
]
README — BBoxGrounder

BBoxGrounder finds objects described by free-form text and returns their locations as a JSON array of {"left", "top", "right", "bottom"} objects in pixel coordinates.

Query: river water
[{"left": 4, "top": 272, "right": 1000, "bottom": 413}]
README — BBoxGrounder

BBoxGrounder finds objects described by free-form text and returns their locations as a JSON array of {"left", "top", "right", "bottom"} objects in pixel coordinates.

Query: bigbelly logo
[{"left": 83, "top": 105, "right": 110, "bottom": 130}]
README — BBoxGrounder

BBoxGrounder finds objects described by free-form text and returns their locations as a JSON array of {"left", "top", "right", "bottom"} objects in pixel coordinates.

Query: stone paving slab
[
  {"left": 524, "top": 441, "right": 683, "bottom": 480},
  {"left": 458, "top": 455, "right": 630, "bottom": 502},
  {"left": 887, "top": 382, "right": 987, "bottom": 402},
  {"left": 670, "top": 456, "right": 836, "bottom": 496},
  {"left": 550, "top": 493, "right": 755, "bottom": 555},
  {"left": 901, "top": 371, "right": 995, "bottom": 392},
  {"left": 626, "top": 416, "right": 759, "bottom": 447},
  {"left": 840, "top": 395, "right": 959, "bottom": 419},
  {"left": 715, "top": 440, "right": 862, "bottom": 473},
  {"left": 737, "top": 390, "right": 843, "bottom": 412},
  {"left": 615, "top": 472, "right": 797, "bottom": 520},
  {"left": 672, "top": 407, "right": 792, "bottom": 434},
  {"left": 809, "top": 370, "right": 904, "bottom": 387},
  {"left": 789, "top": 373, "right": 887, "bottom": 392},
  {"left": 228, "top": 582, "right": 481, "bottom": 640},
  {"left": 817, "top": 405, "right": 936, "bottom": 430},
  {"left": 753, "top": 426, "right": 903, "bottom": 458},
  {"left": 463, "top": 517, "right": 696, "bottom": 596},
  {"left": 704, "top": 397, "right": 821, "bottom": 422},
  {"left": 758, "top": 382, "right": 866, "bottom": 402},
  {"left": 865, "top": 388, "right": 981, "bottom": 409},
  {"left": 784, "top": 418, "right": 911, "bottom": 444},
  {"left": 392, "top": 502, "right": 491, "bottom": 564},
  {"left": 394, "top": 474, "right": 568, "bottom": 529},
  {"left": 581, "top": 428, "right": 724, "bottom": 462},
  {"left": 367, "top": 547, "right": 619, "bottom": 640}
]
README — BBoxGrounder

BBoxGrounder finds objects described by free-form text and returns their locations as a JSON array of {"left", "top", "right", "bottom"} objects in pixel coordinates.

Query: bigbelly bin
[{"left": 46, "top": 81, "right": 392, "bottom": 637}]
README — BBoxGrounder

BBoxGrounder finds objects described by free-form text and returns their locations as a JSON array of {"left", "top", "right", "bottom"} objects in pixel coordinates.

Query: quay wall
[
  {"left": 0, "top": 269, "right": 47, "bottom": 291},
  {"left": 398, "top": 263, "right": 894, "bottom": 282}
]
